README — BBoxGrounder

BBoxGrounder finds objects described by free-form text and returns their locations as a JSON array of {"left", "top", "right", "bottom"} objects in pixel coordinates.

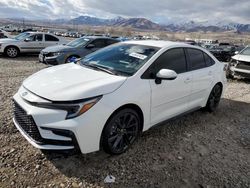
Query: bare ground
[{"left": 0, "top": 55, "right": 250, "bottom": 188}]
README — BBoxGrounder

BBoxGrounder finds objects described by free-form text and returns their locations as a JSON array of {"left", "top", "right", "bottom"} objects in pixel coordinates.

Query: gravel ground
[{"left": 0, "top": 55, "right": 250, "bottom": 188}]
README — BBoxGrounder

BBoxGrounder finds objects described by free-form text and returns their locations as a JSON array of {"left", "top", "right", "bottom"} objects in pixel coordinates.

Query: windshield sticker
[{"left": 129, "top": 52, "right": 147, "bottom": 60}]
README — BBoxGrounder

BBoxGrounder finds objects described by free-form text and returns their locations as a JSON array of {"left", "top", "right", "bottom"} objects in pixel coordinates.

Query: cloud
[{"left": 0, "top": 0, "right": 249, "bottom": 24}]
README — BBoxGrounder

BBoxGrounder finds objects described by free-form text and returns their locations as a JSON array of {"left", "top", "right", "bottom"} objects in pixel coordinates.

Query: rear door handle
[
  {"left": 184, "top": 77, "right": 191, "bottom": 83},
  {"left": 208, "top": 71, "right": 212, "bottom": 75}
]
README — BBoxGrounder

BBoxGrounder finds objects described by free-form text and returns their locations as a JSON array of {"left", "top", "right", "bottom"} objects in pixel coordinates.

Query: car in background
[
  {"left": 0, "top": 30, "right": 8, "bottom": 38},
  {"left": 13, "top": 40, "right": 226, "bottom": 155},
  {"left": 0, "top": 32, "right": 67, "bottom": 58},
  {"left": 228, "top": 46, "right": 250, "bottom": 79},
  {"left": 39, "top": 36, "right": 119, "bottom": 65},
  {"left": 208, "top": 45, "right": 236, "bottom": 62}
]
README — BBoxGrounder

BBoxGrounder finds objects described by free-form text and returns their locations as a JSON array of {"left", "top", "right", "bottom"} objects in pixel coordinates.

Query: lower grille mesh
[{"left": 13, "top": 100, "right": 43, "bottom": 143}]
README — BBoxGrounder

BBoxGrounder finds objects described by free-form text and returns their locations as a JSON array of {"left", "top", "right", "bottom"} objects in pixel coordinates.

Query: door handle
[
  {"left": 208, "top": 71, "right": 212, "bottom": 75},
  {"left": 184, "top": 77, "right": 191, "bottom": 83}
]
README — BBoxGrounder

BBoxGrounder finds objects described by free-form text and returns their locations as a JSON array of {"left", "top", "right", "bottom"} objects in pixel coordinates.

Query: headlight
[
  {"left": 30, "top": 96, "right": 102, "bottom": 119},
  {"left": 230, "top": 59, "right": 238, "bottom": 66},
  {"left": 52, "top": 52, "right": 61, "bottom": 57}
]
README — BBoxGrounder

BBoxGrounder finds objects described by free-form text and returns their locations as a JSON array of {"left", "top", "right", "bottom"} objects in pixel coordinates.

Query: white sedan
[
  {"left": 0, "top": 32, "right": 66, "bottom": 57},
  {"left": 13, "top": 40, "right": 227, "bottom": 155}
]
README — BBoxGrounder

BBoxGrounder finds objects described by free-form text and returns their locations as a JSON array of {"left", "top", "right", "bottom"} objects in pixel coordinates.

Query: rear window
[
  {"left": 187, "top": 48, "right": 206, "bottom": 70},
  {"left": 45, "top": 34, "right": 59, "bottom": 41},
  {"left": 203, "top": 53, "right": 215, "bottom": 67}
]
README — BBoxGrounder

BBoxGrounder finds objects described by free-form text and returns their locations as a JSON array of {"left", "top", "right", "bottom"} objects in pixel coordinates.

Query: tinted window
[
  {"left": 187, "top": 48, "right": 206, "bottom": 70},
  {"left": 106, "top": 39, "right": 118, "bottom": 45},
  {"left": 33, "top": 34, "right": 43, "bottom": 41},
  {"left": 153, "top": 48, "right": 187, "bottom": 74},
  {"left": 45, "top": 34, "right": 59, "bottom": 41},
  {"left": 27, "top": 34, "right": 43, "bottom": 41},
  {"left": 203, "top": 53, "right": 215, "bottom": 66},
  {"left": 90, "top": 39, "right": 106, "bottom": 48}
]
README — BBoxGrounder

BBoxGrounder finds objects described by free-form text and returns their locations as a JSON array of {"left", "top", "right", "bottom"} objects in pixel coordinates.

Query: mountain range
[
  {"left": 3, "top": 15, "right": 250, "bottom": 32},
  {"left": 52, "top": 16, "right": 250, "bottom": 32}
]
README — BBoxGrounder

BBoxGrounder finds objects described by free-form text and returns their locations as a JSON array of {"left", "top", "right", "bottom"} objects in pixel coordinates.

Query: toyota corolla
[{"left": 13, "top": 40, "right": 227, "bottom": 155}]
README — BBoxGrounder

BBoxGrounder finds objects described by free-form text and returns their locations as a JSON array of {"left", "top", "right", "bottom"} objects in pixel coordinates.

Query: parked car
[
  {"left": 13, "top": 40, "right": 226, "bottom": 155},
  {"left": 228, "top": 46, "right": 250, "bottom": 79},
  {"left": 208, "top": 45, "right": 236, "bottom": 62},
  {"left": 0, "top": 32, "right": 7, "bottom": 39},
  {"left": 39, "top": 36, "right": 119, "bottom": 65},
  {"left": 0, "top": 32, "right": 66, "bottom": 57}
]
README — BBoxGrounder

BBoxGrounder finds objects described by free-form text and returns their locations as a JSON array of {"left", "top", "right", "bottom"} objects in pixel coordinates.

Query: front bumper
[
  {"left": 13, "top": 90, "right": 112, "bottom": 154},
  {"left": 39, "top": 53, "right": 60, "bottom": 65},
  {"left": 230, "top": 67, "right": 250, "bottom": 78}
]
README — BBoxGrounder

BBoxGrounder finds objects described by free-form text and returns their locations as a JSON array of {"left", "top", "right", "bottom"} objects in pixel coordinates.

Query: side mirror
[
  {"left": 234, "top": 51, "right": 239, "bottom": 55},
  {"left": 86, "top": 44, "right": 95, "bottom": 49},
  {"left": 155, "top": 69, "right": 177, "bottom": 84},
  {"left": 24, "top": 38, "right": 31, "bottom": 42}
]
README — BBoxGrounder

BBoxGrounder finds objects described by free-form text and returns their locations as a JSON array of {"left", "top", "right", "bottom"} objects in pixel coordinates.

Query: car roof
[
  {"left": 24, "top": 32, "right": 56, "bottom": 35},
  {"left": 123, "top": 40, "right": 192, "bottom": 48}
]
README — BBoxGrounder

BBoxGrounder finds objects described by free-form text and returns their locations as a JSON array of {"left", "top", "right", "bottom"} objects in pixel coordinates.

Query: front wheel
[
  {"left": 102, "top": 109, "right": 141, "bottom": 155},
  {"left": 205, "top": 84, "right": 222, "bottom": 112},
  {"left": 5, "top": 46, "right": 19, "bottom": 58}
]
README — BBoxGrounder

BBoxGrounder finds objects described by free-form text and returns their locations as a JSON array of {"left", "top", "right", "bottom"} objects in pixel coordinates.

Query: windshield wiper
[{"left": 81, "top": 63, "right": 117, "bottom": 75}]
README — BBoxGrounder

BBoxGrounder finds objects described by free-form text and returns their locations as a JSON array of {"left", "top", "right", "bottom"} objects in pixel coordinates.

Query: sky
[{"left": 0, "top": 0, "right": 249, "bottom": 24}]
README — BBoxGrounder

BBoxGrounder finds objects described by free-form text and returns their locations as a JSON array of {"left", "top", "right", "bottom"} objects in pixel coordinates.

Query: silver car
[{"left": 0, "top": 32, "right": 67, "bottom": 58}]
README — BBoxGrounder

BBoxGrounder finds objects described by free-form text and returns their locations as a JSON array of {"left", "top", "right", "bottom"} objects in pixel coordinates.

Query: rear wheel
[
  {"left": 102, "top": 109, "right": 141, "bottom": 155},
  {"left": 5, "top": 46, "right": 19, "bottom": 58},
  {"left": 205, "top": 84, "right": 222, "bottom": 112}
]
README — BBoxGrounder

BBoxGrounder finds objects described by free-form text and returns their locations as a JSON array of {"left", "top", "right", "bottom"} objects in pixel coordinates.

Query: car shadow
[
  {"left": 0, "top": 53, "right": 39, "bottom": 62},
  {"left": 44, "top": 98, "right": 250, "bottom": 187}
]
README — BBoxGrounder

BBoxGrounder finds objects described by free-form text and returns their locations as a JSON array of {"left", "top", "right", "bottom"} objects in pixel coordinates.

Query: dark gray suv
[{"left": 39, "top": 36, "right": 119, "bottom": 65}]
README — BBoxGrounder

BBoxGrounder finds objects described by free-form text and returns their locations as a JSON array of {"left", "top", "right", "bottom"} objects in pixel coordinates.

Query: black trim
[
  {"left": 40, "top": 127, "right": 80, "bottom": 151},
  {"left": 22, "top": 85, "right": 102, "bottom": 104}
]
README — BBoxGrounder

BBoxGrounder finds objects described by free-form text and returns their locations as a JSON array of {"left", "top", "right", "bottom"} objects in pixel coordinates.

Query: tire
[
  {"left": 5, "top": 46, "right": 19, "bottom": 58},
  {"left": 205, "top": 84, "right": 222, "bottom": 112},
  {"left": 102, "top": 108, "right": 141, "bottom": 155}
]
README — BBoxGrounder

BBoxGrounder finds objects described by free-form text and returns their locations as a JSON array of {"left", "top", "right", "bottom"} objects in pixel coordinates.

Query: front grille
[
  {"left": 236, "top": 61, "right": 250, "bottom": 70},
  {"left": 13, "top": 100, "right": 43, "bottom": 143}
]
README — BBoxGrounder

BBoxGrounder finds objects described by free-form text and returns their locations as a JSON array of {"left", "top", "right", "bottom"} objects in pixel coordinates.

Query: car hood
[
  {"left": 232, "top": 54, "right": 250, "bottom": 62},
  {"left": 42, "top": 44, "right": 74, "bottom": 53},
  {"left": 23, "top": 63, "right": 127, "bottom": 101},
  {"left": 0, "top": 38, "right": 18, "bottom": 43}
]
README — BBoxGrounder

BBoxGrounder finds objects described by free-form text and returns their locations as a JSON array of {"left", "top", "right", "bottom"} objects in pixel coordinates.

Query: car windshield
[
  {"left": 14, "top": 32, "right": 31, "bottom": 40},
  {"left": 67, "top": 38, "right": 90, "bottom": 47},
  {"left": 240, "top": 47, "right": 250, "bottom": 55},
  {"left": 79, "top": 43, "right": 159, "bottom": 76}
]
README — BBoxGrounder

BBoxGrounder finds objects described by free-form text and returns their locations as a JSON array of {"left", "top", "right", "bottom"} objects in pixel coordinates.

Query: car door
[
  {"left": 185, "top": 48, "right": 214, "bottom": 109},
  {"left": 44, "top": 34, "right": 60, "bottom": 48},
  {"left": 88, "top": 39, "right": 107, "bottom": 52},
  {"left": 142, "top": 48, "right": 193, "bottom": 125},
  {"left": 22, "top": 34, "right": 43, "bottom": 52}
]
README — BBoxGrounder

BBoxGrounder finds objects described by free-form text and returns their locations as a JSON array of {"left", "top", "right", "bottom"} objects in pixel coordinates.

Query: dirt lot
[{"left": 0, "top": 55, "right": 250, "bottom": 188}]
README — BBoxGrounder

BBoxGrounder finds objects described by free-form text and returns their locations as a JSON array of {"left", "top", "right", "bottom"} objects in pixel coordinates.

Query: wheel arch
[
  {"left": 4, "top": 45, "right": 20, "bottom": 54},
  {"left": 99, "top": 103, "right": 144, "bottom": 148},
  {"left": 65, "top": 54, "right": 80, "bottom": 63}
]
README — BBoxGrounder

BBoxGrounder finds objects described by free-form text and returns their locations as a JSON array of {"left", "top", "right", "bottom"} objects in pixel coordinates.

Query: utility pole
[{"left": 23, "top": 18, "right": 25, "bottom": 29}]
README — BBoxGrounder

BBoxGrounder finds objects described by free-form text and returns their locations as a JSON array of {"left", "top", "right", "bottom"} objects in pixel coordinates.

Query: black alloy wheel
[
  {"left": 205, "top": 84, "right": 222, "bottom": 112},
  {"left": 102, "top": 109, "right": 140, "bottom": 154}
]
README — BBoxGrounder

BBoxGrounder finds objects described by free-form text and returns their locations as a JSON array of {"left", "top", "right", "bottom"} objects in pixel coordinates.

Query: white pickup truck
[{"left": 0, "top": 32, "right": 67, "bottom": 57}]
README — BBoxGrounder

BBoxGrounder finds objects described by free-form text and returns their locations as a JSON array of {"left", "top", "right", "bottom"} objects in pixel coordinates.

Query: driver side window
[
  {"left": 142, "top": 48, "right": 187, "bottom": 79},
  {"left": 28, "top": 34, "right": 43, "bottom": 41},
  {"left": 90, "top": 39, "right": 106, "bottom": 48}
]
